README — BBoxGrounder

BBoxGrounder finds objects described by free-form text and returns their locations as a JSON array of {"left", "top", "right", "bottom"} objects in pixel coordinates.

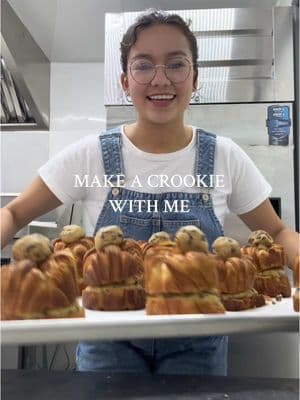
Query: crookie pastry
[
  {"left": 1, "top": 234, "right": 83, "bottom": 320},
  {"left": 53, "top": 225, "right": 94, "bottom": 293},
  {"left": 144, "top": 226, "right": 225, "bottom": 315},
  {"left": 141, "top": 231, "right": 178, "bottom": 258},
  {"left": 292, "top": 255, "right": 300, "bottom": 312},
  {"left": 212, "top": 236, "right": 265, "bottom": 311},
  {"left": 82, "top": 225, "right": 145, "bottom": 311},
  {"left": 241, "top": 230, "right": 291, "bottom": 298}
]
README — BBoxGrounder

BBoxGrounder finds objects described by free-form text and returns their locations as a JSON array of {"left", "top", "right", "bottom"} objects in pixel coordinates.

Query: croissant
[
  {"left": 144, "top": 251, "right": 219, "bottom": 295},
  {"left": 146, "top": 291, "right": 225, "bottom": 315},
  {"left": 241, "top": 241, "right": 291, "bottom": 298},
  {"left": 215, "top": 256, "right": 256, "bottom": 294},
  {"left": 241, "top": 244, "right": 286, "bottom": 272},
  {"left": 83, "top": 245, "right": 142, "bottom": 287},
  {"left": 13, "top": 233, "right": 81, "bottom": 298},
  {"left": 82, "top": 226, "right": 145, "bottom": 311},
  {"left": 82, "top": 286, "right": 145, "bottom": 311},
  {"left": 292, "top": 255, "right": 299, "bottom": 288},
  {"left": 1, "top": 260, "right": 83, "bottom": 320},
  {"left": 142, "top": 231, "right": 178, "bottom": 258},
  {"left": 39, "top": 250, "right": 79, "bottom": 303},
  {"left": 53, "top": 234, "right": 94, "bottom": 293},
  {"left": 253, "top": 270, "right": 291, "bottom": 298},
  {"left": 144, "top": 251, "right": 224, "bottom": 315},
  {"left": 142, "top": 241, "right": 179, "bottom": 259},
  {"left": 211, "top": 236, "right": 265, "bottom": 311},
  {"left": 120, "top": 239, "right": 144, "bottom": 272},
  {"left": 293, "top": 288, "right": 300, "bottom": 312},
  {"left": 213, "top": 255, "right": 265, "bottom": 311}
]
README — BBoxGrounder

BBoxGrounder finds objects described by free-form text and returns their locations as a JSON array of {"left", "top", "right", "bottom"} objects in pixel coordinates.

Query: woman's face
[{"left": 121, "top": 24, "right": 196, "bottom": 126}]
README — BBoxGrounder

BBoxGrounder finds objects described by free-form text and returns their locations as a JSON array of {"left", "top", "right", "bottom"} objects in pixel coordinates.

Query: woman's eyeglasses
[{"left": 129, "top": 57, "right": 192, "bottom": 85}]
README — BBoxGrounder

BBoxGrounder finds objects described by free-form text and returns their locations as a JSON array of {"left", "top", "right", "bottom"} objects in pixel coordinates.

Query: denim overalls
[{"left": 76, "top": 127, "right": 228, "bottom": 375}]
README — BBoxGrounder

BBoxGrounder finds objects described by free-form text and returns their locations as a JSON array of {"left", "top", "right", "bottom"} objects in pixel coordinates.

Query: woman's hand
[{"left": 1, "top": 177, "right": 62, "bottom": 248}]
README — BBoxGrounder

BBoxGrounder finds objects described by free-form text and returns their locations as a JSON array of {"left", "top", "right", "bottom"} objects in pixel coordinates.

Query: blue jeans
[{"left": 76, "top": 336, "right": 228, "bottom": 375}]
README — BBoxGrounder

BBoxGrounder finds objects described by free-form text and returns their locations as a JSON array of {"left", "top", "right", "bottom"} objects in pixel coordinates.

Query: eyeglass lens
[{"left": 130, "top": 58, "right": 191, "bottom": 84}]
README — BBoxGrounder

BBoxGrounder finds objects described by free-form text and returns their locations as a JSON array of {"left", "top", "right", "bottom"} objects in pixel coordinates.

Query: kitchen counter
[{"left": 2, "top": 369, "right": 298, "bottom": 400}]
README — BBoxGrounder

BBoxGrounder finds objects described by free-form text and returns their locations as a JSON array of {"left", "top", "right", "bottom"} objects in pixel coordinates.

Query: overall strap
[
  {"left": 195, "top": 129, "right": 217, "bottom": 189},
  {"left": 99, "top": 127, "right": 124, "bottom": 185}
]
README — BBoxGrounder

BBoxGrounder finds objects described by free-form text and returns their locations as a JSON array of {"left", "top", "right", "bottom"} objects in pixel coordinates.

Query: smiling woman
[
  {"left": 120, "top": 23, "right": 196, "bottom": 134},
  {"left": 0, "top": 8, "right": 299, "bottom": 378}
]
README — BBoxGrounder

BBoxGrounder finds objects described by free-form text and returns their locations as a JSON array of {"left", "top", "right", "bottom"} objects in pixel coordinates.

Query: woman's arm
[
  {"left": 239, "top": 198, "right": 299, "bottom": 266},
  {"left": 1, "top": 177, "right": 62, "bottom": 248}
]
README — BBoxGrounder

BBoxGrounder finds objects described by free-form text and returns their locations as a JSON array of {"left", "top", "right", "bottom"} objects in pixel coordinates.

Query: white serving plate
[{"left": 1, "top": 294, "right": 298, "bottom": 345}]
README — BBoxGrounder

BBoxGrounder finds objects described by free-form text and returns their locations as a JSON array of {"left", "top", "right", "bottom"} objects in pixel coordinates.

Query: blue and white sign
[{"left": 266, "top": 105, "right": 291, "bottom": 146}]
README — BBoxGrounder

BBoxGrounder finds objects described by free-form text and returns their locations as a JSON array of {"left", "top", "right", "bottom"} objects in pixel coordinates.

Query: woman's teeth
[{"left": 148, "top": 94, "right": 176, "bottom": 100}]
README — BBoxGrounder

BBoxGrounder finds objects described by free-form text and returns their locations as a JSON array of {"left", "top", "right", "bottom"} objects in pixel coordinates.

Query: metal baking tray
[{"left": 1, "top": 293, "right": 298, "bottom": 346}]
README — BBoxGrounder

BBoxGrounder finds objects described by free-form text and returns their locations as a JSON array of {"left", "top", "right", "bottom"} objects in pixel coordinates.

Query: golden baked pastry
[
  {"left": 39, "top": 250, "right": 79, "bottom": 303},
  {"left": 142, "top": 231, "right": 178, "bottom": 258},
  {"left": 12, "top": 233, "right": 52, "bottom": 263},
  {"left": 146, "top": 291, "right": 225, "bottom": 315},
  {"left": 13, "top": 233, "right": 80, "bottom": 294},
  {"left": 145, "top": 251, "right": 219, "bottom": 295},
  {"left": 212, "top": 236, "right": 241, "bottom": 260},
  {"left": 241, "top": 244, "right": 286, "bottom": 271},
  {"left": 1, "top": 259, "right": 84, "bottom": 320},
  {"left": 53, "top": 225, "right": 94, "bottom": 293},
  {"left": 292, "top": 255, "right": 299, "bottom": 312},
  {"left": 292, "top": 255, "right": 299, "bottom": 288},
  {"left": 149, "top": 231, "right": 172, "bottom": 245},
  {"left": 212, "top": 236, "right": 265, "bottom": 311},
  {"left": 175, "top": 225, "right": 209, "bottom": 254},
  {"left": 248, "top": 230, "right": 273, "bottom": 248},
  {"left": 145, "top": 226, "right": 225, "bottom": 315},
  {"left": 293, "top": 288, "right": 300, "bottom": 312},
  {"left": 145, "top": 252, "right": 225, "bottom": 315},
  {"left": 2, "top": 234, "right": 83, "bottom": 320},
  {"left": 241, "top": 230, "right": 291, "bottom": 298},
  {"left": 82, "top": 226, "right": 145, "bottom": 311}
]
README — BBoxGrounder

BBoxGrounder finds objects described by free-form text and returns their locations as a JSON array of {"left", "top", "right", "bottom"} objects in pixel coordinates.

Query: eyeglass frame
[{"left": 128, "top": 57, "right": 195, "bottom": 85}]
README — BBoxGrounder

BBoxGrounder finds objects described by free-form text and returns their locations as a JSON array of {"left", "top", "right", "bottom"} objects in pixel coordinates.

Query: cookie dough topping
[
  {"left": 95, "top": 225, "right": 124, "bottom": 251},
  {"left": 175, "top": 225, "right": 209, "bottom": 254},
  {"left": 248, "top": 230, "right": 274, "bottom": 248},
  {"left": 59, "top": 225, "right": 85, "bottom": 244},
  {"left": 148, "top": 231, "right": 172, "bottom": 245},
  {"left": 212, "top": 236, "right": 241, "bottom": 260},
  {"left": 12, "top": 234, "right": 52, "bottom": 264}
]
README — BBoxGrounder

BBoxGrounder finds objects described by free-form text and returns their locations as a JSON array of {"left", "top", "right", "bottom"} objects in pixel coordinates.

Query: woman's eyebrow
[
  {"left": 130, "top": 54, "right": 152, "bottom": 62},
  {"left": 167, "top": 50, "right": 189, "bottom": 57},
  {"left": 130, "top": 50, "right": 189, "bottom": 62}
]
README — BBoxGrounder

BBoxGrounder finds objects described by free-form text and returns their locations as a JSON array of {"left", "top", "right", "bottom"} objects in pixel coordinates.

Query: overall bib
[{"left": 77, "top": 127, "right": 228, "bottom": 375}]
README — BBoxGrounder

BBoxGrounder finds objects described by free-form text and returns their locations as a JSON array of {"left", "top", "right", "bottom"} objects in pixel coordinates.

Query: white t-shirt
[{"left": 39, "top": 126, "right": 272, "bottom": 233}]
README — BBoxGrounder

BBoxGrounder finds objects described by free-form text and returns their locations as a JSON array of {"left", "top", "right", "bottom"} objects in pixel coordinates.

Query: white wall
[
  {"left": 50, "top": 62, "right": 106, "bottom": 133},
  {"left": 1, "top": 62, "right": 106, "bottom": 193},
  {"left": 1, "top": 132, "right": 49, "bottom": 193},
  {"left": 49, "top": 62, "right": 106, "bottom": 233},
  {"left": 1, "top": 61, "right": 105, "bottom": 236}
]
